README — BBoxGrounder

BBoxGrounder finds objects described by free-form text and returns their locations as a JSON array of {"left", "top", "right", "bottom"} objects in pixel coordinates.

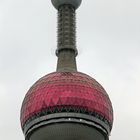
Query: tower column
[{"left": 56, "top": 5, "right": 77, "bottom": 71}]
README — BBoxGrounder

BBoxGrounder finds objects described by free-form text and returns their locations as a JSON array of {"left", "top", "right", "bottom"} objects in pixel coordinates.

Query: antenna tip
[{"left": 51, "top": 0, "right": 82, "bottom": 10}]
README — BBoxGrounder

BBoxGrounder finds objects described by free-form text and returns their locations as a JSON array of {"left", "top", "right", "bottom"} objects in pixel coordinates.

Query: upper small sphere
[{"left": 51, "top": 0, "right": 82, "bottom": 10}]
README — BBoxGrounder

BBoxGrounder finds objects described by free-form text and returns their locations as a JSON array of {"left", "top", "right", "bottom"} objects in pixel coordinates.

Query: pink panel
[{"left": 21, "top": 72, "right": 113, "bottom": 128}]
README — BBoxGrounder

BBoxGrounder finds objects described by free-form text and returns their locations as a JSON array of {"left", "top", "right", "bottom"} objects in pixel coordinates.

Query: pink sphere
[{"left": 20, "top": 72, "right": 113, "bottom": 135}]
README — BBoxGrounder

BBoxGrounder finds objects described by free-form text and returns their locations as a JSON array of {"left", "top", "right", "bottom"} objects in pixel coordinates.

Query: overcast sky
[{"left": 0, "top": 0, "right": 140, "bottom": 139}]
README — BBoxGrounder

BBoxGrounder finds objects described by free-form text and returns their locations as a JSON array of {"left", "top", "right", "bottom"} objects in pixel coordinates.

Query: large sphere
[
  {"left": 20, "top": 72, "right": 113, "bottom": 139},
  {"left": 51, "top": 0, "right": 82, "bottom": 9}
]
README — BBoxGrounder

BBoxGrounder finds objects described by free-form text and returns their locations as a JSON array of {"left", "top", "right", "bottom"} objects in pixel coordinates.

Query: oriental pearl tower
[{"left": 20, "top": 1, "right": 113, "bottom": 140}]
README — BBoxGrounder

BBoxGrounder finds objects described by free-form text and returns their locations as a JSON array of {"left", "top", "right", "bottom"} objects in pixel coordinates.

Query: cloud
[{"left": 0, "top": 0, "right": 140, "bottom": 140}]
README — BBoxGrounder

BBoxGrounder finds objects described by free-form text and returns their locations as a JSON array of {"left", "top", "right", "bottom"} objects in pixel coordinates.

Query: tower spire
[{"left": 51, "top": 0, "right": 82, "bottom": 71}]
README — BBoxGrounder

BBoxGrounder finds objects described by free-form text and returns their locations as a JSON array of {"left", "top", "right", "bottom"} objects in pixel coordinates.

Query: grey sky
[{"left": 0, "top": 0, "right": 140, "bottom": 139}]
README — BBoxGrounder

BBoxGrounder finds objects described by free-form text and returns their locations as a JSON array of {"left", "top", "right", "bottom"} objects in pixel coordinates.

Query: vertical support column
[{"left": 56, "top": 5, "right": 78, "bottom": 72}]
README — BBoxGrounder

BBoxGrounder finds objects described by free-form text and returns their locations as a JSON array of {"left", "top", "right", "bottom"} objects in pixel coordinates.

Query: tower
[{"left": 20, "top": 1, "right": 113, "bottom": 140}]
